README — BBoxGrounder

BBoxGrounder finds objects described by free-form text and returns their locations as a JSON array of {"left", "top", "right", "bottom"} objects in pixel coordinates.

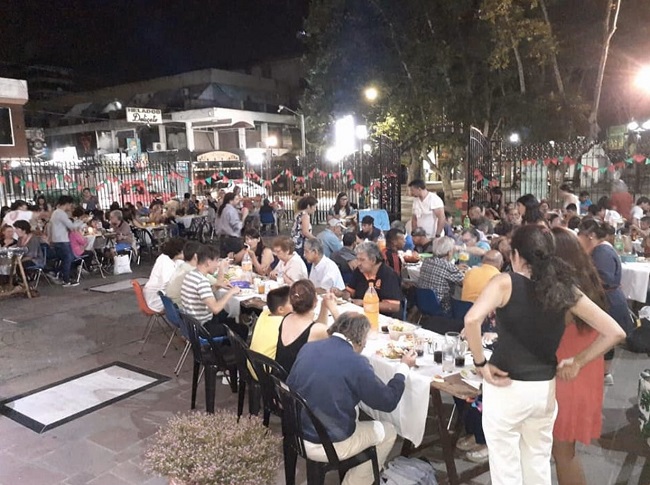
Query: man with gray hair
[
  {"left": 109, "top": 209, "right": 135, "bottom": 252},
  {"left": 303, "top": 238, "right": 346, "bottom": 292},
  {"left": 461, "top": 249, "right": 503, "bottom": 302},
  {"left": 317, "top": 218, "right": 345, "bottom": 257},
  {"left": 417, "top": 236, "right": 464, "bottom": 315},
  {"left": 288, "top": 312, "right": 416, "bottom": 484},
  {"left": 346, "top": 241, "right": 403, "bottom": 315}
]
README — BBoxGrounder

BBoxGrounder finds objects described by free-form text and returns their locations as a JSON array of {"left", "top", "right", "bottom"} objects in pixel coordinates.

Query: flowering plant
[{"left": 144, "top": 410, "right": 282, "bottom": 485}]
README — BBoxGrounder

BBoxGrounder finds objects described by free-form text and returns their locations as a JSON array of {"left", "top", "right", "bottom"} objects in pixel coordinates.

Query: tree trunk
[
  {"left": 512, "top": 38, "right": 526, "bottom": 95},
  {"left": 538, "top": 0, "right": 566, "bottom": 98},
  {"left": 440, "top": 165, "right": 454, "bottom": 208},
  {"left": 407, "top": 148, "right": 421, "bottom": 184},
  {"left": 589, "top": 0, "right": 623, "bottom": 142}
]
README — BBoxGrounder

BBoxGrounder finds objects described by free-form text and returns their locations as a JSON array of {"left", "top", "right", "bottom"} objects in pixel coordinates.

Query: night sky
[{"left": 0, "top": 0, "right": 309, "bottom": 88}]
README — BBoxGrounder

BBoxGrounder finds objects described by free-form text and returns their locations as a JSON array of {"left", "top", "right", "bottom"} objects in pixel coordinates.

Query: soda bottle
[
  {"left": 242, "top": 252, "right": 253, "bottom": 281},
  {"left": 377, "top": 231, "right": 386, "bottom": 252},
  {"left": 614, "top": 233, "right": 624, "bottom": 254},
  {"left": 463, "top": 215, "right": 471, "bottom": 229},
  {"left": 363, "top": 282, "right": 380, "bottom": 331}
]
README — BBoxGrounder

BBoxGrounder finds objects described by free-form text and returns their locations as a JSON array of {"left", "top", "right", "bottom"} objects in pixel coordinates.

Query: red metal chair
[{"left": 132, "top": 279, "right": 169, "bottom": 353}]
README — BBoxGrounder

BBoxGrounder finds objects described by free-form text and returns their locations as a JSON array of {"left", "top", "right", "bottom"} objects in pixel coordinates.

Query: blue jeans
[{"left": 53, "top": 242, "right": 75, "bottom": 283}]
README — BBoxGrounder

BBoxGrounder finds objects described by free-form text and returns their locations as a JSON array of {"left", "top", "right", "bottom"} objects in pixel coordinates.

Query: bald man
[{"left": 461, "top": 250, "right": 503, "bottom": 302}]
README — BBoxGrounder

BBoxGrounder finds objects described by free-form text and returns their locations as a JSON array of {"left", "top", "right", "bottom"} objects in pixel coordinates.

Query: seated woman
[
  {"left": 109, "top": 210, "right": 135, "bottom": 253},
  {"left": 275, "top": 279, "right": 337, "bottom": 373},
  {"left": 269, "top": 236, "right": 308, "bottom": 285},
  {"left": 235, "top": 228, "right": 275, "bottom": 276},
  {"left": 258, "top": 198, "right": 276, "bottom": 229},
  {"left": 143, "top": 237, "right": 186, "bottom": 312},
  {"left": 0, "top": 224, "right": 16, "bottom": 248},
  {"left": 417, "top": 237, "right": 464, "bottom": 316},
  {"left": 328, "top": 192, "right": 358, "bottom": 228},
  {"left": 14, "top": 220, "right": 45, "bottom": 269}
]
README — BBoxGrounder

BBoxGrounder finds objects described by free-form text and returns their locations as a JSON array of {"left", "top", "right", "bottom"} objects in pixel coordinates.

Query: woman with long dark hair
[
  {"left": 464, "top": 225, "right": 624, "bottom": 485},
  {"left": 291, "top": 195, "right": 318, "bottom": 258},
  {"left": 577, "top": 219, "right": 633, "bottom": 386},
  {"left": 550, "top": 227, "right": 608, "bottom": 485},
  {"left": 328, "top": 192, "right": 357, "bottom": 226},
  {"left": 241, "top": 228, "right": 274, "bottom": 276},
  {"left": 516, "top": 193, "right": 546, "bottom": 225}
]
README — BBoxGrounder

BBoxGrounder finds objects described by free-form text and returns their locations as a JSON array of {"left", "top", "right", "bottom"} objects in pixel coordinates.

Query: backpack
[
  {"left": 381, "top": 456, "right": 437, "bottom": 485},
  {"left": 626, "top": 318, "right": 650, "bottom": 354}
]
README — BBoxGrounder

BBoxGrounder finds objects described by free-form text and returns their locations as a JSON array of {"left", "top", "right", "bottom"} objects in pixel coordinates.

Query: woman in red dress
[{"left": 551, "top": 227, "right": 608, "bottom": 485}]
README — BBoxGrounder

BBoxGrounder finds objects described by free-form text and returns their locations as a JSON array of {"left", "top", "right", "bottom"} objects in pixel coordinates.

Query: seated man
[
  {"left": 418, "top": 237, "right": 464, "bottom": 316},
  {"left": 383, "top": 228, "right": 405, "bottom": 276},
  {"left": 461, "top": 250, "right": 503, "bottom": 302},
  {"left": 411, "top": 227, "right": 433, "bottom": 254},
  {"left": 109, "top": 209, "right": 135, "bottom": 256},
  {"left": 180, "top": 244, "right": 246, "bottom": 339},
  {"left": 357, "top": 215, "right": 381, "bottom": 242},
  {"left": 346, "top": 242, "right": 403, "bottom": 316},
  {"left": 288, "top": 312, "right": 416, "bottom": 485},
  {"left": 317, "top": 218, "right": 345, "bottom": 257},
  {"left": 332, "top": 232, "right": 359, "bottom": 284},
  {"left": 303, "top": 238, "right": 346, "bottom": 293},
  {"left": 248, "top": 286, "right": 292, "bottom": 380},
  {"left": 459, "top": 228, "right": 489, "bottom": 267}
]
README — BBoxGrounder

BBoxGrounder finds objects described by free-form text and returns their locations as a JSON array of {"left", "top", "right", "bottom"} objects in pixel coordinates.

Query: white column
[
  {"left": 261, "top": 123, "right": 269, "bottom": 145},
  {"left": 110, "top": 130, "right": 117, "bottom": 152},
  {"left": 185, "top": 122, "right": 195, "bottom": 152},
  {"left": 213, "top": 129, "right": 220, "bottom": 150},
  {"left": 158, "top": 124, "right": 167, "bottom": 148},
  {"left": 238, "top": 127, "right": 247, "bottom": 150}
]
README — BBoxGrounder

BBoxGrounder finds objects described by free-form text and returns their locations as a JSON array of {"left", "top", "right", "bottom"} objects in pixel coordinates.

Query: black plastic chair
[
  {"left": 247, "top": 350, "right": 287, "bottom": 427},
  {"left": 133, "top": 227, "right": 159, "bottom": 262},
  {"left": 270, "top": 375, "right": 381, "bottom": 485},
  {"left": 223, "top": 327, "right": 262, "bottom": 420},
  {"left": 186, "top": 216, "right": 206, "bottom": 240},
  {"left": 180, "top": 313, "right": 237, "bottom": 413}
]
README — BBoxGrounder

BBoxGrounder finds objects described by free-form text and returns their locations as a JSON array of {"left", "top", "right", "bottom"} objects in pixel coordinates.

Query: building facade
[{"left": 0, "top": 77, "right": 29, "bottom": 158}]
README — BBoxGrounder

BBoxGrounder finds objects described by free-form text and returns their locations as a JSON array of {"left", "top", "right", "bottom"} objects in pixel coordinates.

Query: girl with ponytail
[{"left": 464, "top": 224, "right": 625, "bottom": 485}]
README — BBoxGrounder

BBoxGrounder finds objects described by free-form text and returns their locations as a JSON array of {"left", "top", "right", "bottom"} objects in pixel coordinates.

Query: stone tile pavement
[{"left": 0, "top": 263, "right": 648, "bottom": 484}]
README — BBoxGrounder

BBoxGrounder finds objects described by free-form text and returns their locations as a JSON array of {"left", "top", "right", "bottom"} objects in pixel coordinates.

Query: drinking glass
[
  {"left": 445, "top": 331, "right": 460, "bottom": 347},
  {"left": 442, "top": 343, "right": 454, "bottom": 372}
]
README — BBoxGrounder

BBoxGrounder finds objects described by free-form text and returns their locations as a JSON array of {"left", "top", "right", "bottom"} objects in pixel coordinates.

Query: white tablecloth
[
  {"left": 215, "top": 288, "right": 261, "bottom": 320},
  {"left": 405, "top": 263, "right": 422, "bottom": 281},
  {"left": 177, "top": 215, "right": 197, "bottom": 228},
  {"left": 621, "top": 262, "right": 650, "bottom": 303}
]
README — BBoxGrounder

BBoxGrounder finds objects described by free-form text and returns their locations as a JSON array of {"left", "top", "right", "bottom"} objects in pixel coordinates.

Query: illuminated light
[
  {"left": 325, "top": 147, "right": 342, "bottom": 163},
  {"left": 334, "top": 115, "right": 356, "bottom": 157},
  {"left": 642, "top": 120, "right": 650, "bottom": 131},
  {"left": 635, "top": 66, "right": 650, "bottom": 91},
  {"left": 509, "top": 133, "right": 520, "bottom": 144},
  {"left": 628, "top": 121, "right": 640, "bottom": 131},
  {"left": 363, "top": 143, "right": 371, "bottom": 153},
  {"left": 266, "top": 136, "right": 278, "bottom": 147},
  {"left": 364, "top": 87, "right": 379, "bottom": 101},
  {"left": 356, "top": 125, "right": 368, "bottom": 140},
  {"left": 245, "top": 148, "right": 265, "bottom": 165}
]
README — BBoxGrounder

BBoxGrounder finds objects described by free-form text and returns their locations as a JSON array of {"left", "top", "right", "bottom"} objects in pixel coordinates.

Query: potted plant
[{"left": 144, "top": 410, "right": 282, "bottom": 485}]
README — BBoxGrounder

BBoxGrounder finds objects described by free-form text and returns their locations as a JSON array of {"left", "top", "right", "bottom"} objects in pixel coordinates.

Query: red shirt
[{"left": 610, "top": 192, "right": 633, "bottom": 220}]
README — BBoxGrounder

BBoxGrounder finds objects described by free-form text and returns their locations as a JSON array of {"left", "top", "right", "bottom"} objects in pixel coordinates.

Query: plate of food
[
  {"left": 388, "top": 322, "right": 417, "bottom": 341},
  {"left": 377, "top": 341, "right": 413, "bottom": 360},
  {"left": 230, "top": 280, "right": 252, "bottom": 289}
]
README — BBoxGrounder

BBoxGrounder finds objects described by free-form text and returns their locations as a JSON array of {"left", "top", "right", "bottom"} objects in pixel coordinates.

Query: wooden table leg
[
  {"left": 431, "top": 388, "right": 460, "bottom": 485},
  {"left": 17, "top": 260, "right": 32, "bottom": 298}
]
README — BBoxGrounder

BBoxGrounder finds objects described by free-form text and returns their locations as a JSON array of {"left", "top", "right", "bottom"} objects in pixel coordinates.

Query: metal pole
[{"left": 300, "top": 114, "right": 306, "bottom": 164}]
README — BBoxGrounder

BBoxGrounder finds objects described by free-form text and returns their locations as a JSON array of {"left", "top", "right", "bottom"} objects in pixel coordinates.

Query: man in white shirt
[
  {"left": 303, "top": 238, "right": 346, "bottom": 293},
  {"left": 50, "top": 195, "right": 88, "bottom": 287},
  {"left": 630, "top": 197, "right": 650, "bottom": 225},
  {"left": 408, "top": 179, "right": 445, "bottom": 238},
  {"left": 2, "top": 200, "right": 34, "bottom": 228}
]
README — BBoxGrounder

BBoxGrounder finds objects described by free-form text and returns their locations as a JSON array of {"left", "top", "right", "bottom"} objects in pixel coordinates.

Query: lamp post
[
  {"left": 265, "top": 135, "right": 278, "bottom": 183},
  {"left": 364, "top": 86, "right": 379, "bottom": 102},
  {"left": 278, "top": 105, "right": 306, "bottom": 163}
]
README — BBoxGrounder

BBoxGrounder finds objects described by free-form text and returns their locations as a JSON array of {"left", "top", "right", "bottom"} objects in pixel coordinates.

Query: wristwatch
[{"left": 474, "top": 357, "right": 488, "bottom": 368}]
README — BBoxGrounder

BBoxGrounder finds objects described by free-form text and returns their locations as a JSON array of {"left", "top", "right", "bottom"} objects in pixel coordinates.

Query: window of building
[{"left": 0, "top": 107, "right": 14, "bottom": 146}]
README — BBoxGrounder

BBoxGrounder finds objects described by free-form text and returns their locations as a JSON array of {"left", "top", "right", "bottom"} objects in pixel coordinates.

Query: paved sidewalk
[{"left": 0, "top": 263, "right": 648, "bottom": 484}]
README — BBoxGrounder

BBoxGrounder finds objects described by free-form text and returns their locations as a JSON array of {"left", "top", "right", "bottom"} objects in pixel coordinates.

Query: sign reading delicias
[{"left": 126, "top": 107, "right": 162, "bottom": 124}]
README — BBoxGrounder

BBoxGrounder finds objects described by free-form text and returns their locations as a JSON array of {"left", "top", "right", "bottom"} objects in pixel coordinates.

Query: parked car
[{"left": 213, "top": 180, "right": 267, "bottom": 198}]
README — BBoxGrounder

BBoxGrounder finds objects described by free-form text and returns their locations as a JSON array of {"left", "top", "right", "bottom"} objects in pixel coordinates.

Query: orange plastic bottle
[{"left": 363, "top": 282, "right": 380, "bottom": 331}]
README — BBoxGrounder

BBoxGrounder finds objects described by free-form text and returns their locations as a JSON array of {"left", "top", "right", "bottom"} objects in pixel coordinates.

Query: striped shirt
[{"left": 180, "top": 269, "right": 214, "bottom": 324}]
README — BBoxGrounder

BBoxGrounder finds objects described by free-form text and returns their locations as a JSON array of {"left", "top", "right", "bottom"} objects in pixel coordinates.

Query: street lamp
[
  {"left": 509, "top": 132, "right": 521, "bottom": 144},
  {"left": 364, "top": 86, "right": 379, "bottom": 102},
  {"left": 278, "top": 105, "right": 306, "bottom": 162},
  {"left": 635, "top": 66, "right": 650, "bottom": 92}
]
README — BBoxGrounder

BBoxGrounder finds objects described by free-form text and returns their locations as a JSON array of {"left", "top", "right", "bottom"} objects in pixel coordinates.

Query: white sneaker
[
  {"left": 466, "top": 446, "right": 489, "bottom": 463},
  {"left": 456, "top": 435, "right": 479, "bottom": 451},
  {"left": 604, "top": 373, "right": 614, "bottom": 386},
  {"left": 62, "top": 282, "right": 80, "bottom": 288}
]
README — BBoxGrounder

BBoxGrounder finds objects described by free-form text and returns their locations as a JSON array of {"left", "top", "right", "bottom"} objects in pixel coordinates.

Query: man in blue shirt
[
  {"left": 316, "top": 218, "right": 344, "bottom": 257},
  {"left": 288, "top": 313, "right": 416, "bottom": 484}
]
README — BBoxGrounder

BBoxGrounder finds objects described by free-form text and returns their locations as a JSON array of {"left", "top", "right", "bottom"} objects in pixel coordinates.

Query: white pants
[
  {"left": 304, "top": 420, "right": 396, "bottom": 485},
  {"left": 482, "top": 379, "right": 557, "bottom": 485}
]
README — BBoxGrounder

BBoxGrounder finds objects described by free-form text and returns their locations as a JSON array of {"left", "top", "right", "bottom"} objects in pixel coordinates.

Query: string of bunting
[
  {"left": 473, "top": 153, "right": 649, "bottom": 186},
  {"left": 0, "top": 168, "right": 398, "bottom": 195}
]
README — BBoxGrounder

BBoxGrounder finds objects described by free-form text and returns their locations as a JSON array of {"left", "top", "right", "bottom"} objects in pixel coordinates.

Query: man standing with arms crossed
[{"left": 408, "top": 179, "right": 445, "bottom": 239}]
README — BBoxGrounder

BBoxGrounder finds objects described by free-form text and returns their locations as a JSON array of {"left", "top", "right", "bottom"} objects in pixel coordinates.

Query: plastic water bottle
[
  {"left": 363, "top": 283, "right": 380, "bottom": 332},
  {"left": 614, "top": 233, "right": 625, "bottom": 254},
  {"left": 463, "top": 215, "right": 471, "bottom": 229},
  {"left": 241, "top": 252, "right": 253, "bottom": 282}
]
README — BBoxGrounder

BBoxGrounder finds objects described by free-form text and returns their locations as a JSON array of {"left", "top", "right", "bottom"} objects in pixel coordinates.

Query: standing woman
[
  {"left": 516, "top": 194, "right": 546, "bottom": 226},
  {"left": 291, "top": 195, "right": 318, "bottom": 258},
  {"left": 577, "top": 219, "right": 633, "bottom": 385},
  {"left": 464, "top": 225, "right": 624, "bottom": 485},
  {"left": 550, "top": 227, "right": 608, "bottom": 485},
  {"left": 216, "top": 192, "right": 247, "bottom": 256},
  {"left": 328, "top": 192, "right": 357, "bottom": 227}
]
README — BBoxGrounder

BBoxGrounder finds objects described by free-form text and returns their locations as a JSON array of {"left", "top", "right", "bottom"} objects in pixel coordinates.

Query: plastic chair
[
  {"left": 270, "top": 375, "right": 381, "bottom": 485},
  {"left": 132, "top": 280, "right": 169, "bottom": 353},
  {"left": 133, "top": 227, "right": 158, "bottom": 262},
  {"left": 159, "top": 292, "right": 190, "bottom": 375},
  {"left": 247, "top": 350, "right": 287, "bottom": 427},
  {"left": 415, "top": 288, "right": 449, "bottom": 322},
  {"left": 180, "top": 312, "right": 236, "bottom": 413},
  {"left": 223, "top": 327, "right": 262, "bottom": 420},
  {"left": 451, "top": 297, "right": 473, "bottom": 321}
]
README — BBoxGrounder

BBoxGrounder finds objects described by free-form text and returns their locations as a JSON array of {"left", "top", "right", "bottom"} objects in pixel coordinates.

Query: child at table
[{"left": 249, "top": 286, "right": 293, "bottom": 367}]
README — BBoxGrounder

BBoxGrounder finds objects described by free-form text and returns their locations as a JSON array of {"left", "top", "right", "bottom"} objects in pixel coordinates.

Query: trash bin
[{"left": 639, "top": 369, "right": 650, "bottom": 447}]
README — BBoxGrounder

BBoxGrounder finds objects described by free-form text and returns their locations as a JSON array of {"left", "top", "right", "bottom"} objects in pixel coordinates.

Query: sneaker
[
  {"left": 456, "top": 435, "right": 479, "bottom": 452},
  {"left": 62, "top": 282, "right": 80, "bottom": 288},
  {"left": 604, "top": 373, "right": 614, "bottom": 386},
  {"left": 45, "top": 273, "right": 63, "bottom": 285},
  {"left": 466, "top": 446, "right": 489, "bottom": 463}
]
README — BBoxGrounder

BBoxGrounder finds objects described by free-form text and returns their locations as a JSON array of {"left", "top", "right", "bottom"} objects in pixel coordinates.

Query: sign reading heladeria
[{"left": 126, "top": 107, "right": 162, "bottom": 124}]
